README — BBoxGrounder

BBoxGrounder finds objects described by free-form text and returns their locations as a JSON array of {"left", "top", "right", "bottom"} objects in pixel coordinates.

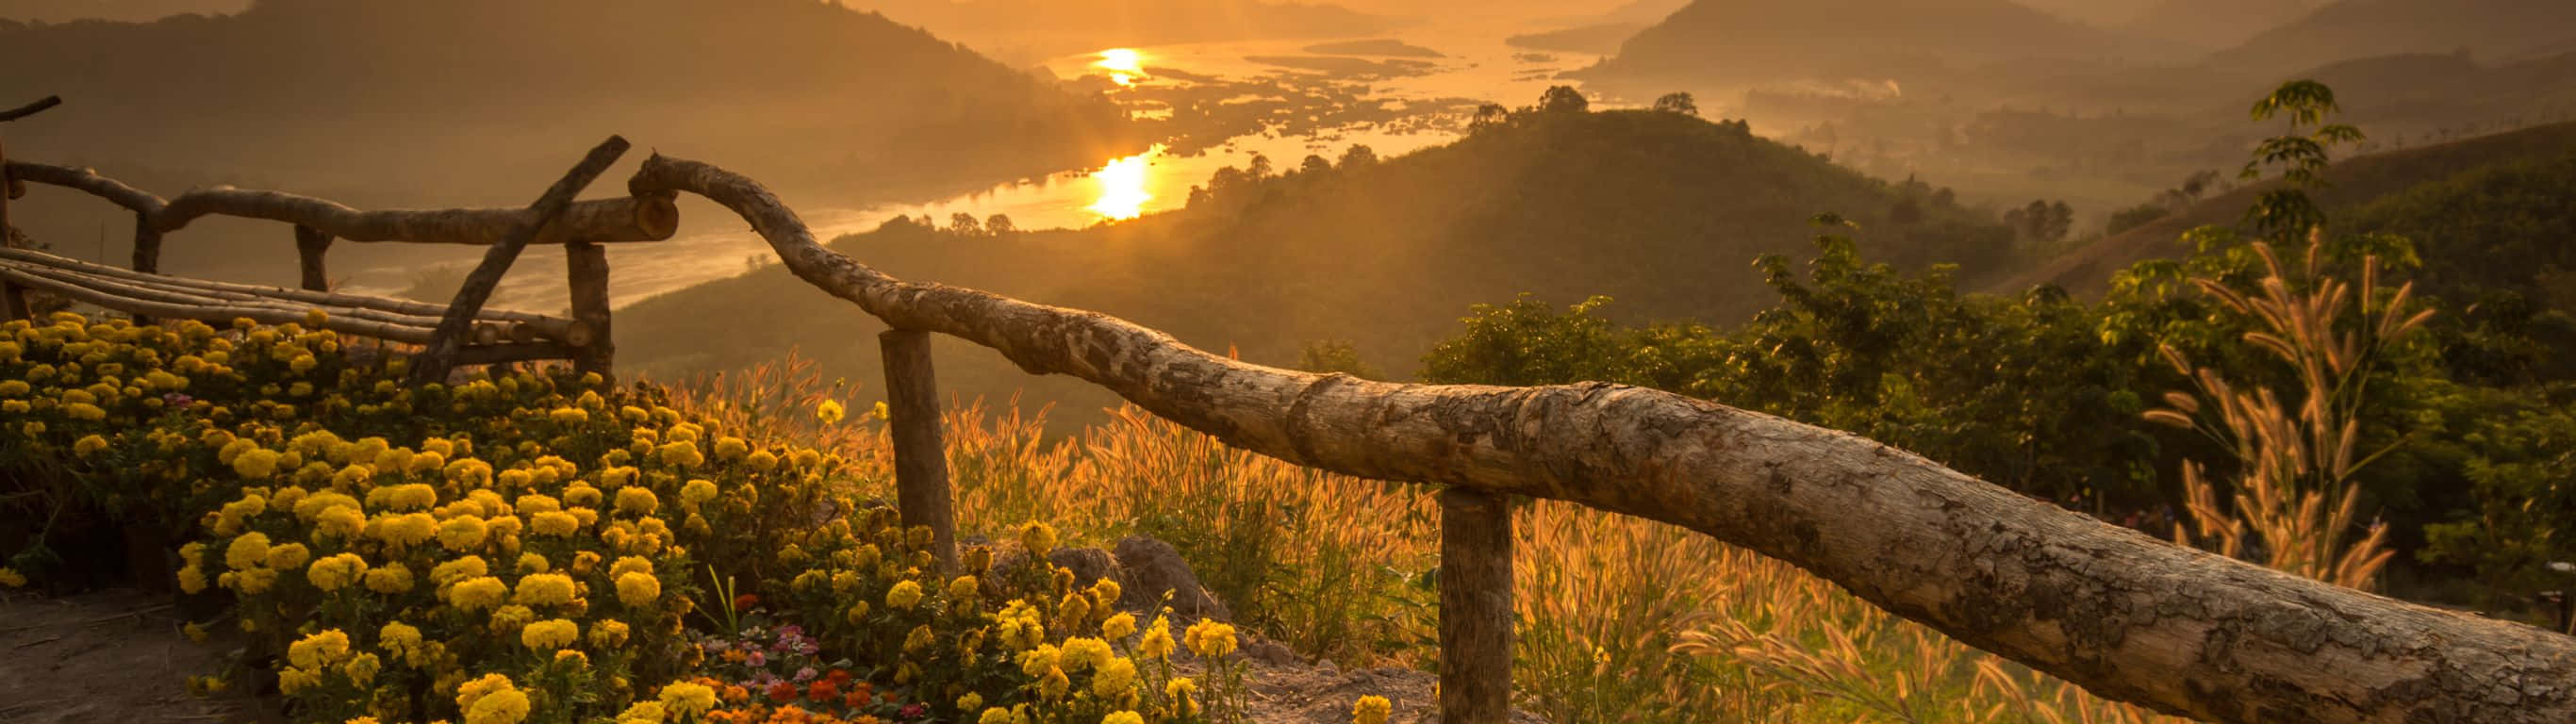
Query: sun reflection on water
[
  {"left": 1093, "top": 47, "right": 1147, "bottom": 86},
  {"left": 1087, "top": 144, "right": 1162, "bottom": 221}
]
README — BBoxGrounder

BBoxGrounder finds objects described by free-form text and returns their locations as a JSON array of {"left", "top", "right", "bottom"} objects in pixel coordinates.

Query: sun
[
  {"left": 1093, "top": 48, "right": 1147, "bottom": 86},
  {"left": 1087, "top": 145, "right": 1163, "bottom": 221}
]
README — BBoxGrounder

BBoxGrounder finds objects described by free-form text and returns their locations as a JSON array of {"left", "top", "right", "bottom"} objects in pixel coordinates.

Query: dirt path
[{"left": 0, "top": 588, "right": 242, "bottom": 724}]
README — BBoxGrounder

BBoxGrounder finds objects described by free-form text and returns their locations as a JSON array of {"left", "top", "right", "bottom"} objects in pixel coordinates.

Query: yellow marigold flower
[
  {"left": 177, "top": 565, "right": 208, "bottom": 594},
  {"left": 464, "top": 686, "right": 529, "bottom": 724},
  {"left": 588, "top": 618, "right": 631, "bottom": 649},
  {"left": 529, "top": 511, "right": 581, "bottom": 537},
  {"left": 0, "top": 568, "right": 25, "bottom": 587},
  {"left": 956, "top": 692, "right": 984, "bottom": 714},
  {"left": 656, "top": 681, "right": 718, "bottom": 716},
  {"left": 364, "top": 564, "right": 415, "bottom": 594},
  {"left": 886, "top": 580, "right": 924, "bottom": 610},
  {"left": 229, "top": 568, "right": 280, "bottom": 594},
  {"left": 1062, "top": 637, "right": 1112, "bottom": 671},
  {"left": 548, "top": 407, "right": 588, "bottom": 425},
  {"left": 438, "top": 516, "right": 489, "bottom": 551},
  {"left": 374, "top": 512, "right": 438, "bottom": 548},
  {"left": 341, "top": 651, "right": 380, "bottom": 685},
  {"left": 432, "top": 556, "right": 490, "bottom": 585},
  {"left": 1185, "top": 619, "right": 1237, "bottom": 659},
  {"left": 516, "top": 552, "right": 550, "bottom": 574},
  {"left": 264, "top": 542, "right": 310, "bottom": 570},
  {"left": 615, "top": 701, "right": 667, "bottom": 724},
  {"left": 316, "top": 507, "right": 366, "bottom": 539},
  {"left": 293, "top": 491, "right": 362, "bottom": 520},
  {"left": 376, "top": 483, "right": 437, "bottom": 511},
  {"left": 565, "top": 484, "right": 603, "bottom": 508},
  {"left": 1038, "top": 666, "right": 1069, "bottom": 700},
  {"left": 614, "top": 486, "right": 658, "bottom": 516},
  {"left": 1019, "top": 645, "right": 1062, "bottom": 677},
  {"left": 1018, "top": 521, "right": 1057, "bottom": 555},
  {"left": 713, "top": 436, "right": 749, "bottom": 461},
  {"left": 678, "top": 479, "right": 718, "bottom": 504},
  {"left": 515, "top": 493, "right": 562, "bottom": 514},
  {"left": 231, "top": 448, "right": 281, "bottom": 479},
  {"left": 815, "top": 400, "right": 846, "bottom": 424},
  {"left": 513, "top": 573, "right": 577, "bottom": 606},
  {"left": 520, "top": 618, "right": 579, "bottom": 650},
  {"left": 183, "top": 622, "right": 207, "bottom": 642},
  {"left": 306, "top": 553, "right": 368, "bottom": 592},
  {"left": 1090, "top": 578, "right": 1123, "bottom": 609},
  {"left": 615, "top": 571, "right": 661, "bottom": 607},
  {"left": 448, "top": 576, "right": 507, "bottom": 611},
  {"left": 446, "top": 458, "right": 493, "bottom": 486},
  {"left": 63, "top": 402, "right": 106, "bottom": 420},
  {"left": 288, "top": 629, "right": 352, "bottom": 669},
  {"left": 1094, "top": 656, "right": 1137, "bottom": 698},
  {"left": 947, "top": 575, "right": 983, "bottom": 605},
  {"left": 746, "top": 450, "right": 779, "bottom": 471},
  {"left": 1102, "top": 612, "right": 1136, "bottom": 641},
  {"left": 1103, "top": 712, "right": 1143, "bottom": 724},
  {"left": 609, "top": 555, "right": 652, "bottom": 578},
  {"left": 224, "top": 533, "right": 271, "bottom": 571},
  {"left": 979, "top": 708, "right": 1014, "bottom": 724},
  {"left": 73, "top": 434, "right": 108, "bottom": 456},
  {"left": 378, "top": 621, "right": 424, "bottom": 661},
  {"left": 656, "top": 440, "right": 703, "bottom": 469},
  {"left": 1352, "top": 695, "right": 1392, "bottom": 724}
]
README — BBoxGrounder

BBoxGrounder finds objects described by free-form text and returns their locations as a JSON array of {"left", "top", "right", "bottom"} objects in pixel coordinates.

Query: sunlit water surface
[{"left": 339, "top": 33, "right": 1601, "bottom": 313}]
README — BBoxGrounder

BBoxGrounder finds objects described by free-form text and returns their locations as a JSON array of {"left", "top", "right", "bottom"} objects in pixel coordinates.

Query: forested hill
[
  {"left": 618, "top": 106, "right": 2015, "bottom": 427},
  {"left": 1574, "top": 0, "right": 2157, "bottom": 87},
  {"left": 2206, "top": 0, "right": 2576, "bottom": 76},
  {"left": 0, "top": 0, "right": 1141, "bottom": 205},
  {"left": 2003, "top": 121, "right": 2576, "bottom": 297}
]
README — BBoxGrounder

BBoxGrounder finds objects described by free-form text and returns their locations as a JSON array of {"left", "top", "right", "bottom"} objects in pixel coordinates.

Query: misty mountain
[
  {"left": 1574, "top": 0, "right": 2165, "bottom": 90},
  {"left": 2206, "top": 0, "right": 2576, "bottom": 76},
  {"left": 2121, "top": 0, "right": 2322, "bottom": 51},
  {"left": 617, "top": 107, "right": 2016, "bottom": 427},
  {"left": 854, "top": 0, "right": 1396, "bottom": 63},
  {"left": 0, "top": 0, "right": 1141, "bottom": 207},
  {"left": 0, "top": 0, "right": 239, "bottom": 23}
]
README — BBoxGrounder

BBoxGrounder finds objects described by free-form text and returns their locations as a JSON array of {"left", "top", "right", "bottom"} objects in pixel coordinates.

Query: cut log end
[{"left": 632, "top": 195, "right": 680, "bottom": 240}]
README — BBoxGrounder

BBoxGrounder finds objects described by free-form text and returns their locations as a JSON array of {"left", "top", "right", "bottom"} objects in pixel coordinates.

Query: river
[{"left": 334, "top": 30, "right": 1603, "bottom": 314}]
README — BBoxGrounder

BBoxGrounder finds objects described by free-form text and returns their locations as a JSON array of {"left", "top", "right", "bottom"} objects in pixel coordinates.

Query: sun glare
[
  {"left": 1086, "top": 145, "right": 1162, "bottom": 221},
  {"left": 1094, "top": 47, "right": 1147, "bottom": 86}
]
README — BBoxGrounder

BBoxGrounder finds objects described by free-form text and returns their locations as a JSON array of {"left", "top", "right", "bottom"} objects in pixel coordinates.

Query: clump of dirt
[{"left": 0, "top": 588, "right": 243, "bottom": 723}]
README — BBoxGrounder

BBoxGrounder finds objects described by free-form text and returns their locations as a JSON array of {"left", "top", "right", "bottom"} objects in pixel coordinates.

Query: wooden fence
[{"left": 5, "top": 113, "right": 2574, "bottom": 721}]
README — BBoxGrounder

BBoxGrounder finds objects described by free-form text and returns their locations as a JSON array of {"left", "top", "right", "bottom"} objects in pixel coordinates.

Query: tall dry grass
[
  {"left": 2146, "top": 237, "right": 2427, "bottom": 590},
  {"left": 663, "top": 354, "right": 2188, "bottom": 723}
]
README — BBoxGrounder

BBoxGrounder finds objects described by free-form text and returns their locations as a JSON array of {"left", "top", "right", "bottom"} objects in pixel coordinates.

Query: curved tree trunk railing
[{"left": 627, "top": 153, "right": 2576, "bottom": 724}]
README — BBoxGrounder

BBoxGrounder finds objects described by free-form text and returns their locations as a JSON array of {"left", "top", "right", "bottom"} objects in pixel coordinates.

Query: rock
[
  {"left": 1113, "top": 535, "right": 1232, "bottom": 620},
  {"left": 1048, "top": 547, "right": 1123, "bottom": 590}
]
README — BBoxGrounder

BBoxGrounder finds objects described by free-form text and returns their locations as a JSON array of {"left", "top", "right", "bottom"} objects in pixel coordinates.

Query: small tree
[
  {"left": 1337, "top": 144, "right": 1379, "bottom": 168},
  {"left": 1296, "top": 339, "right": 1379, "bottom": 379},
  {"left": 1537, "top": 85, "right": 1590, "bottom": 114},
  {"left": 2242, "top": 79, "right": 2365, "bottom": 239},
  {"left": 1652, "top": 91, "right": 1698, "bottom": 116},
  {"left": 948, "top": 212, "right": 982, "bottom": 235},
  {"left": 984, "top": 214, "right": 1016, "bottom": 236}
]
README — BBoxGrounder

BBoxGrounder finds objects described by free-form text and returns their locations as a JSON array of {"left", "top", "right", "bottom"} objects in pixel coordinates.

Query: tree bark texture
[
  {"left": 408, "top": 136, "right": 627, "bottom": 385},
  {"left": 565, "top": 240, "right": 614, "bottom": 376},
  {"left": 1439, "top": 488, "right": 1513, "bottom": 723},
  {"left": 629, "top": 153, "right": 2576, "bottom": 724},
  {"left": 881, "top": 328, "right": 958, "bottom": 572}
]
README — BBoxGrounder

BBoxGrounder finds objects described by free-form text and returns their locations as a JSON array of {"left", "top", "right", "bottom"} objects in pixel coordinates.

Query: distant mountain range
[
  {"left": 1573, "top": 0, "right": 2168, "bottom": 90},
  {"left": 2206, "top": 0, "right": 2576, "bottom": 76},
  {"left": 853, "top": 0, "right": 1396, "bottom": 63},
  {"left": 2120, "top": 0, "right": 2324, "bottom": 51},
  {"left": 0, "top": 0, "right": 239, "bottom": 23}
]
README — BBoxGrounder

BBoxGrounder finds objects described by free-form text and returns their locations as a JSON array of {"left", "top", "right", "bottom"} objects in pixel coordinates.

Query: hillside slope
[
  {"left": 1573, "top": 0, "right": 2159, "bottom": 89},
  {"left": 2000, "top": 121, "right": 2576, "bottom": 295},
  {"left": 619, "top": 108, "right": 2014, "bottom": 427},
  {"left": 2121, "top": 0, "right": 2322, "bottom": 51},
  {"left": 2206, "top": 0, "right": 2576, "bottom": 76}
]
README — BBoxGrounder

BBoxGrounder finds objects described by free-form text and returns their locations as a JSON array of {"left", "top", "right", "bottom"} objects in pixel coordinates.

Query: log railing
[
  {"left": 621, "top": 152, "right": 2576, "bottom": 724},
  {"left": 0, "top": 119, "right": 672, "bottom": 379}
]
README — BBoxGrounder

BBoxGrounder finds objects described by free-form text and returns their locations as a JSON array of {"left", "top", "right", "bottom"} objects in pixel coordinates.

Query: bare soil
[{"left": 0, "top": 588, "right": 244, "bottom": 724}]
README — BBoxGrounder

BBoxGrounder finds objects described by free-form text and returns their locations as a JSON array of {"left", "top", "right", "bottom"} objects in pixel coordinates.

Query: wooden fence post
[
  {"left": 1439, "top": 487, "right": 1512, "bottom": 722},
  {"left": 128, "top": 212, "right": 161, "bottom": 325},
  {"left": 0, "top": 96, "right": 55, "bottom": 321},
  {"left": 293, "top": 224, "right": 333, "bottom": 292},
  {"left": 564, "top": 239, "right": 613, "bottom": 378},
  {"left": 409, "top": 135, "right": 627, "bottom": 386},
  {"left": 880, "top": 328, "right": 957, "bottom": 572}
]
